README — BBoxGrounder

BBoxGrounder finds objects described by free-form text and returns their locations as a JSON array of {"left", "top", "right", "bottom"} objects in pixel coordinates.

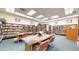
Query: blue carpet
[
  {"left": 0, "top": 35, "right": 79, "bottom": 51},
  {"left": 0, "top": 38, "right": 25, "bottom": 51},
  {"left": 47, "top": 35, "right": 79, "bottom": 51}
]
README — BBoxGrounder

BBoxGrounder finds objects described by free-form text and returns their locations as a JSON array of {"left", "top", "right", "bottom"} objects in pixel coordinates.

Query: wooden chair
[
  {"left": 77, "top": 38, "right": 79, "bottom": 48},
  {"left": 48, "top": 36, "right": 55, "bottom": 47},
  {"left": 32, "top": 40, "right": 49, "bottom": 51}
]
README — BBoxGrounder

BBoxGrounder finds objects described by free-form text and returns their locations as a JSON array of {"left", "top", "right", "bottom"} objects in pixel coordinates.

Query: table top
[
  {"left": 17, "top": 32, "right": 35, "bottom": 35},
  {"left": 23, "top": 34, "right": 55, "bottom": 45}
]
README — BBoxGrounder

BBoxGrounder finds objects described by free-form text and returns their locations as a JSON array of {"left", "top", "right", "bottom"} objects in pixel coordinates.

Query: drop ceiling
[
  {"left": 0, "top": 8, "right": 79, "bottom": 22},
  {"left": 15, "top": 8, "right": 65, "bottom": 20}
]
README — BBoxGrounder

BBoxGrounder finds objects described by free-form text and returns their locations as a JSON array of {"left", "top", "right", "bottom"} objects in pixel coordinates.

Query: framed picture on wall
[
  {"left": 67, "top": 19, "right": 72, "bottom": 23},
  {"left": 15, "top": 17, "right": 21, "bottom": 22}
]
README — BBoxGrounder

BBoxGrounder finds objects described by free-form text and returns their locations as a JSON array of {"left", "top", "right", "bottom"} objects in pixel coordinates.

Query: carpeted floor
[
  {"left": 47, "top": 35, "right": 79, "bottom": 51},
  {"left": 0, "top": 35, "right": 79, "bottom": 51}
]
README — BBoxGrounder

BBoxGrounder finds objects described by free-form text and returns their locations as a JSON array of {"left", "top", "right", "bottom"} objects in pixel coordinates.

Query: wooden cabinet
[{"left": 66, "top": 27, "right": 78, "bottom": 42}]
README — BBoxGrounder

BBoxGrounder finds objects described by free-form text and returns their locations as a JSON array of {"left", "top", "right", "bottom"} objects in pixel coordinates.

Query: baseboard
[
  {"left": 55, "top": 34, "right": 66, "bottom": 36},
  {"left": 2, "top": 36, "right": 16, "bottom": 40}
]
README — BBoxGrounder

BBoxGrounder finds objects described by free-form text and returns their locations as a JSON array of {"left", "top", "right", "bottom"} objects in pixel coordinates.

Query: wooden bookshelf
[{"left": 66, "top": 25, "right": 78, "bottom": 42}]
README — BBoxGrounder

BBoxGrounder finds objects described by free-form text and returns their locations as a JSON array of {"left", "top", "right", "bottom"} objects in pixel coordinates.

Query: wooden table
[
  {"left": 23, "top": 34, "right": 55, "bottom": 51},
  {"left": 16, "top": 32, "right": 37, "bottom": 40}
]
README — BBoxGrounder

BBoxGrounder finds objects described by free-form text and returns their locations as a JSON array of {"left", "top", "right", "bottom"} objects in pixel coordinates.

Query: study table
[
  {"left": 23, "top": 34, "right": 55, "bottom": 51},
  {"left": 16, "top": 32, "right": 37, "bottom": 40}
]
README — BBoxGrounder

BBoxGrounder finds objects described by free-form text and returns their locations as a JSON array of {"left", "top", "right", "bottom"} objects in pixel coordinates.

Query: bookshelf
[
  {"left": 2, "top": 23, "right": 23, "bottom": 38},
  {"left": 37, "top": 23, "right": 47, "bottom": 33},
  {"left": 0, "top": 21, "right": 3, "bottom": 41},
  {"left": 42, "top": 24, "right": 47, "bottom": 33},
  {"left": 32, "top": 25, "right": 37, "bottom": 33},
  {"left": 78, "top": 20, "right": 79, "bottom": 33},
  {"left": 0, "top": 22, "right": 51, "bottom": 39},
  {"left": 1, "top": 23, "right": 38, "bottom": 38},
  {"left": 52, "top": 24, "right": 77, "bottom": 35}
]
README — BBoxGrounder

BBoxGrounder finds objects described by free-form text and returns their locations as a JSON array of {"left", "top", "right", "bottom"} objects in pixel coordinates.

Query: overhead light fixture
[
  {"left": 47, "top": 14, "right": 79, "bottom": 22},
  {"left": 64, "top": 8, "right": 73, "bottom": 15},
  {"left": 14, "top": 12, "right": 46, "bottom": 23},
  {"left": 27, "top": 10, "right": 36, "bottom": 16},
  {"left": 6, "top": 8, "right": 15, "bottom": 13},
  {"left": 42, "top": 18, "right": 48, "bottom": 20},
  {"left": 51, "top": 15, "right": 59, "bottom": 19},
  {"left": 36, "top": 15, "right": 44, "bottom": 18}
]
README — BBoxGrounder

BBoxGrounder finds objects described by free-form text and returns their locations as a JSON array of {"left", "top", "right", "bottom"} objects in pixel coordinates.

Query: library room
[{"left": 0, "top": 8, "right": 79, "bottom": 51}]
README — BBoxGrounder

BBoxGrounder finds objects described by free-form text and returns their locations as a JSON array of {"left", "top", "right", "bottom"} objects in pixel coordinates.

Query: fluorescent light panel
[
  {"left": 48, "top": 14, "right": 79, "bottom": 22},
  {"left": 36, "top": 15, "right": 44, "bottom": 18},
  {"left": 27, "top": 10, "right": 36, "bottom": 16},
  {"left": 42, "top": 18, "right": 48, "bottom": 20},
  {"left": 14, "top": 12, "right": 46, "bottom": 23},
  {"left": 51, "top": 15, "right": 59, "bottom": 19}
]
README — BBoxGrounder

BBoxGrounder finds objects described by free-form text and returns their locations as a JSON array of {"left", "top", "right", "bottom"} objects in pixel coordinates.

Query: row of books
[
  {"left": 1, "top": 23, "right": 48, "bottom": 38},
  {"left": 52, "top": 24, "right": 77, "bottom": 35}
]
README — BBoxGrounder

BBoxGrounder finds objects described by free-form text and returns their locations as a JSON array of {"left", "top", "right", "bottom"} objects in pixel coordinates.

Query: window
[
  {"left": 64, "top": 8, "right": 73, "bottom": 15},
  {"left": 6, "top": 8, "right": 15, "bottom": 13}
]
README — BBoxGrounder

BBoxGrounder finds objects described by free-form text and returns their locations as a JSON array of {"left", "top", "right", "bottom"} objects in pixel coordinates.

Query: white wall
[
  {"left": 49, "top": 17, "right": 78, "bottom": 26},
  {"left": 0, "top": 12, "right": 32, "bottom": 25},
  {"left": 32, "top": 21, "right": 39, "bottom": 26}
]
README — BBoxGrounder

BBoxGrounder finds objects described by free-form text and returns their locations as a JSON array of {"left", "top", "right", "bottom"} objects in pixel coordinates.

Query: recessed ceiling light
[
  {"left": 36, "top": 15, "right": 44, "bottom": 18},
  {"left": 42, "top": 18, "right": 48, "bottom": 20},
  {"left": 51, "top": 15, "right": 59, "bottom": 19},
  {"left": 27, "top": 10, "right": 36, "bottom": 16}
]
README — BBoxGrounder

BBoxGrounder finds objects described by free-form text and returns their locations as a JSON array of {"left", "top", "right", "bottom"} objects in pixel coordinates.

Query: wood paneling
[{"left": 66, "top": 26, "right": 78, "bottom": 42}]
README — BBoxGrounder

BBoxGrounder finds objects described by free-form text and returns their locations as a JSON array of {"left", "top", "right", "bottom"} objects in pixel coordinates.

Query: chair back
[
  {"left": 49, "top": 37, "right": 55, "bottom": 44},
  {"left": 39, "top": 40, "right": 49, "bottom": 51}
]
